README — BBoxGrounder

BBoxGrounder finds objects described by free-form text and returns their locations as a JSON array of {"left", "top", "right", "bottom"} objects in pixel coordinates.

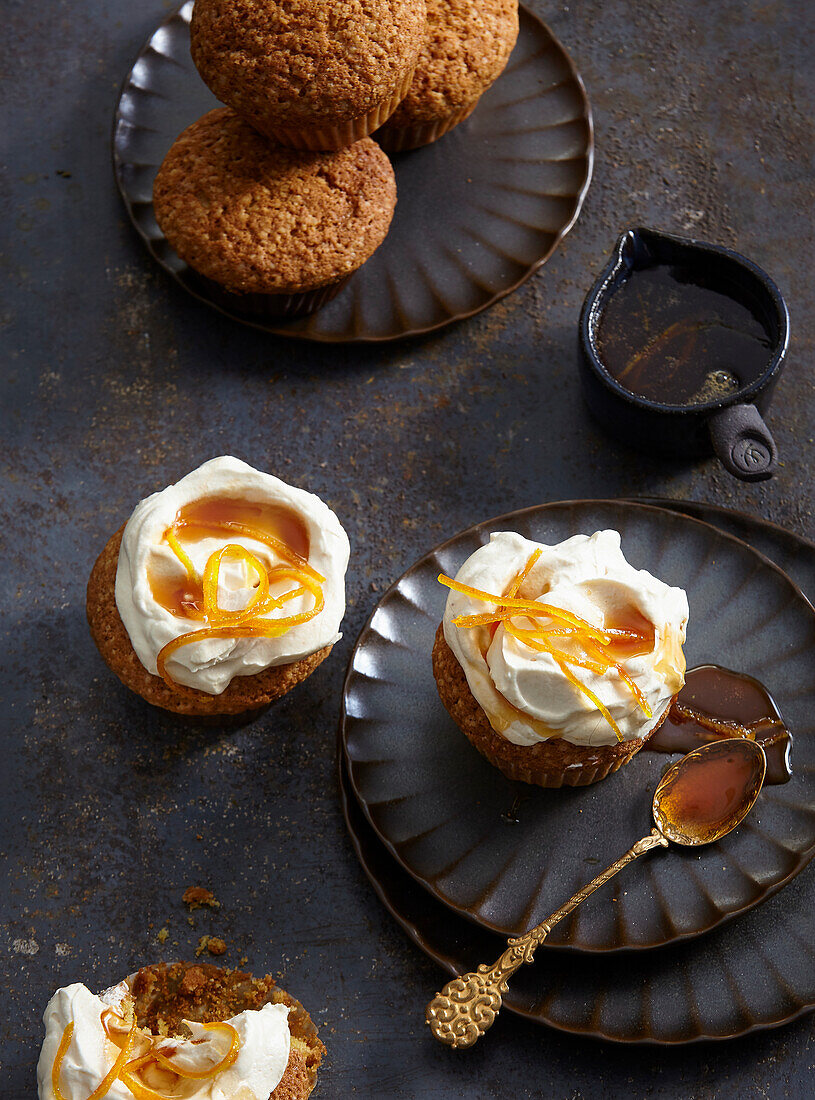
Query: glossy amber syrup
[
  {"left": 602, "top": 604, "right": 655, "bottom": 661},
  {"left": 649, "top": 664, "right": 792, "bottom": 784},
  {"left": 148, "top": 497, "right": 310, "bottom": 619},
  {"left": 656, "top": 739, "right": 763, "bottom": 841}
]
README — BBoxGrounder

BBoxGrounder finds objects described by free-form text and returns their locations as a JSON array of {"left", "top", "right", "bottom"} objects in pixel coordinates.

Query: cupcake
[
  {"left": 152, "top": 109, "right": 397, "bottom": 320},
  {"left": 190, "top": 0, "right": 427, "bottom": 150},
  {"left": 37, "top": 961, "right": 324, "bottom": 1099},
  {"left": 433, "top": 530, "right": 689, "bottom": 787},
  {"left": 376, "top": 0, "right": 519, "bottom": 152},
  {"left": 87, "top": 456, "right": 350, "bottom": 717}
]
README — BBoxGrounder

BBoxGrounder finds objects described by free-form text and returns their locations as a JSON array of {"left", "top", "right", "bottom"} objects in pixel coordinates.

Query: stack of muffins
[{"left": 153, "top": 0, "right": 519, "bottom": 319}]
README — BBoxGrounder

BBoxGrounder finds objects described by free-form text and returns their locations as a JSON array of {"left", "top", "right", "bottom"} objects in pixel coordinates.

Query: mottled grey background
[{"left": 2, "top": 0, "right": 813, "bottom": 1096}]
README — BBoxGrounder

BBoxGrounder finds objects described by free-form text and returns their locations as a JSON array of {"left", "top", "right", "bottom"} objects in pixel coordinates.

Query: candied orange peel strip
[
  {"left": 52, "top": 1014, "right": 138, "bottom": 1100},
  {"left": 53, "top": 1009, "right": 242, "bottom": 1100},
  {"left": 441, "top": 575, "right": 610, "bottom": 643},
  {"left": 551, "top": 655, "right": 623, "bottom": 741},
  {"left": 503, "top": 623, "right": 609, "bottom": 675},
  {"left": 440, "top": 552, "right": 655, "bottom": 742},
  {"left": 173, "top": 518, "right": 324, "bottom": 583},
  {"left": 156, "top": 514, "right": 327, "bottom": 688},
  {"left": 153, "top": 1021, "right": 240, "bottom": 1080},
  {"left": 505, "top": 548, "right": 541, "bottom": 600},
  {"left": 51, "top": 1022, "right": 74, "bottom": 1100},
  {"left": 580, "top": 636, "right": 653, "bottom": 718}
]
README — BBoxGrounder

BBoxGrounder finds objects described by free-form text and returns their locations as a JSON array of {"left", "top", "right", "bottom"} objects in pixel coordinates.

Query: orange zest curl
[
  {"left": 440, "top": 552, "right": 655, "bottom": 742},
  {"left": 51, "top": 1013, "right": 139, "bottom": 1100},
  {"left": 156, "top": 515, "right": 326, "bottom": 689},
  {"left": 153, "top": 1021, "right": 240, "bottom": 1080},
  {"left": 51, "top": 1022, "right": 74, "bottom": 1100},
  {"left": 440, "top": 575, "right": 611, "bottom": 644},
  {"left": 53, "top": 1010, "right": 241, "bottom": 1100},
  {"left": 505, "top": 547, "right": 541, "bottom": 600}
]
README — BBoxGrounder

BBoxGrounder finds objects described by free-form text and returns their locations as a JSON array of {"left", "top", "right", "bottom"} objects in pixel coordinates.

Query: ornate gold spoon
[{"left": 426, "top": 737, "right": 767, "bottom": 1048}]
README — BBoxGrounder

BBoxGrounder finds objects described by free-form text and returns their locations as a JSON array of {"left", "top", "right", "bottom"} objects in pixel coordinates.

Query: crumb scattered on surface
[
  {"left": 157, "top": 927, "right": 169, "bottom": 944},
  {"left": 183, "top": 886, "right": 220, "bottom": 910},
  {"left": 195, "top": 935, "right": 227, "bottom": 957}
]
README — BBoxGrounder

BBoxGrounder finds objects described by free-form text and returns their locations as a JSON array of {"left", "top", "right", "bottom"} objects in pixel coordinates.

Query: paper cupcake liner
[
  {"left": 375, "top": 101, "right": 479, "bottom": 153},
  {"left": 260, "top": 67, "right": 417, "bottom": 152},
  {"left": 189, "top": 271, "right": 352, "bottom": 321},
  {"left": 468, "top": 734, "right": 643, "bottom": 788},
  {"left": 432, "top": 624, "right": 670, "bottom": 789}
]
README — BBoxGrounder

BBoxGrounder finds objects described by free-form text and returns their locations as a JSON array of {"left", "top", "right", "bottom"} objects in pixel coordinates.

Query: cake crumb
[
  {"left": 157, "top": 927, "right": 169, "bottom": 944},
  {"left": 195, "top": 935, "right": 228, "bottom": 957},
  {"left": 183, "top": 886, "right": 220, "bottom": 910}
]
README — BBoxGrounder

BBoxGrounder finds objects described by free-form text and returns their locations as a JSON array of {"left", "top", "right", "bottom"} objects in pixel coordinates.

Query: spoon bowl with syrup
[
  {"left": 426, "top": 738, "right": 767, "bottom": 1048},
  {"left": 579, "top": 228, "right": 789, "bottom": 481}
]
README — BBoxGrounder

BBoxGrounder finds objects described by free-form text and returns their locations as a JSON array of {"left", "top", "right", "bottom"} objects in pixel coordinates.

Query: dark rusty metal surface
[{"left": 1, "top": 0, "right": 814, "bottom": 1096}]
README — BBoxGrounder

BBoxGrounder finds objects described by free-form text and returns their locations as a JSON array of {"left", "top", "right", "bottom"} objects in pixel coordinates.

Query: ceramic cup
[{"left": 579, "top": 228, "right": 789, "bottom": 481}]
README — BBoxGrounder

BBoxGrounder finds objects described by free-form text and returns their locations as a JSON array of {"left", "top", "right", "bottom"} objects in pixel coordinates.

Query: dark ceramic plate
[
  {"left": 341, "top": 501, "right": 815, "bottom": 952},
  {"left": 339, "top": 501, "right": 815, "bottom": 1042},
  {"left": 112, "top": 2, "right": 592, "bottom": 342}
]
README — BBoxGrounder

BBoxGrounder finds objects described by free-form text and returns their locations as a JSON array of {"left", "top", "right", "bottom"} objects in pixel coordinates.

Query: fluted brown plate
[
  {"left": 341, "top": 501, "right": 815, "bottom": 953},
  {"left": 339, "top": 500, "right": 815, "bottom": 1042},
  {"left": 112, "top": 3, "right": 592, "bottom": 342}
]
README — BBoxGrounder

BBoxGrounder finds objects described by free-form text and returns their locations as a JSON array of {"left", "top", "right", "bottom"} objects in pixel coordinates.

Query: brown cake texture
[
  {"left": 377, "top": 0, "right": 519, "bottom": 151},
  {"left": 153, "top": 109, "right": 396, "bottom": 316},
  {"left": 130, "top": 961, "right": 324, "bottom": 1099},
  {"left": 432, "top": 624, "right": 672, "bottom": 787},
  {"left": 87, "top": 527, "right": 332, "bottom": 716},
  {"left": 190, "top": 0, "right": 427, "bottom": 149}
]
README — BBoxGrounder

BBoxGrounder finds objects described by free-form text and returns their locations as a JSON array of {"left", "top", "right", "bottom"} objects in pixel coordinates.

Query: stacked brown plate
[{"left": 339, "top": 499, "right": 815, "bottom": 1043}]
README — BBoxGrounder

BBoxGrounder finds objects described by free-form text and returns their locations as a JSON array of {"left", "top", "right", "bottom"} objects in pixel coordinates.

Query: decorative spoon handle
[{"left": 425, "top": 827, "right": 669, "bottom": 1048}]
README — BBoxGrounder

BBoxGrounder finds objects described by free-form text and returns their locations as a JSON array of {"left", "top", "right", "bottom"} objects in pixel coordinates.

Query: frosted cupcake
[
  {"left": 433, "top": 530, "right": 688, "bottom": 787},
  {"left": 37, "top": 961, "right": 324, "bottom": 1099},
  {"left": 87, "top": 456, "right": 349, "bottom": 717}
]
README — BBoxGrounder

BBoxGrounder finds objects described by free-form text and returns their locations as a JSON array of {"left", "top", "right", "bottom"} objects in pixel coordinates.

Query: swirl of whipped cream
[
  {"left": 115, "top": 456, "right": 349, "bottom": 694},
  {"left": 37, "top": 981, "right": 290, "bottom": 1100},
  {"left": 442, "top": 530, "right": 689, "bottom": 748}
]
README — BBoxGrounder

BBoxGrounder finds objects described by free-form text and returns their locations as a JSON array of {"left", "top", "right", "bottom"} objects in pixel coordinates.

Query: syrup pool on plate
[
  {"left": 596, "top": 263, "right": 772, "bottom": 406},
  {"left": 648, "top": 664, "right": 792, "bottom": 784}
]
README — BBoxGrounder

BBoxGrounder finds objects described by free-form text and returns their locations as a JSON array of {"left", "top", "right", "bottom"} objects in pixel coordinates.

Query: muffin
[
  {"left": 434, "top": 530, "right": 689, "bottom": 787},
  {"left": 37, "top": 961, "right": 324, "bottom": 1099},
  {"left": 87, "top": 456, "right": 350, "bottom": 717},
  {"left": 190, "top": 0, "right": 427, "bottom": 150},
  {"left": 152, "top": 109, "right": 397, "bottom": 320},
  {"left": 376, "top": 0, "right": 519, "bottom": 152}
]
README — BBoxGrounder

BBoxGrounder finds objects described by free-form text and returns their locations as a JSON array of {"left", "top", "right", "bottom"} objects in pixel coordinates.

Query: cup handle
[{"left": 707, "top": 404, "right": 778, "bottom": 482}]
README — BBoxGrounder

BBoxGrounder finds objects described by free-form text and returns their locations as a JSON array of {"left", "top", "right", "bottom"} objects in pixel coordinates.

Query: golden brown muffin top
[
  {"left": 152, "top": 109, "right": 397, "bottom": 294},
  {"left": 386, "top": 0, "right": 519, "bottom": 126},
  {"left": 191, "top": 0, "right": 427, "bottom": 128}
]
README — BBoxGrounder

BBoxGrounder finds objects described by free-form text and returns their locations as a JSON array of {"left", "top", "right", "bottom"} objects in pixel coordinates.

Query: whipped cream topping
[
  {"left": 442, "top": 530, "right": 689, "bottom": 748},
  {"left": 37, "top": 981, "right": 290, "bottom": 1100},
  {"left": 115, "top": 456, "right": 349, "bottom": 694}
]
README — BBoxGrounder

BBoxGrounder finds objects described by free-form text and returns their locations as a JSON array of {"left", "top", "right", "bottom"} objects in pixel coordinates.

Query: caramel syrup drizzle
[
  {"left": 52, "top": 1009, "right": 240, "bottom": 1100},
  {"left": 152, "top": 502, "right": 326, "bottom": 690},
  {"left": 439, "top": 550, "right": 655, "bottom": 742}
]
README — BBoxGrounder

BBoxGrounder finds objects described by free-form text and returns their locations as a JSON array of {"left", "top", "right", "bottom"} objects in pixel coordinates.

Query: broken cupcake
[
  {"left": 37, "top": 961, "right": 324, "bottom": 1099},
  {"left": 433, "top": 530, "right": 689, "bottom": 787},
  {"left": 87, "top": 456, "right": 349, "bottom": 715}
]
